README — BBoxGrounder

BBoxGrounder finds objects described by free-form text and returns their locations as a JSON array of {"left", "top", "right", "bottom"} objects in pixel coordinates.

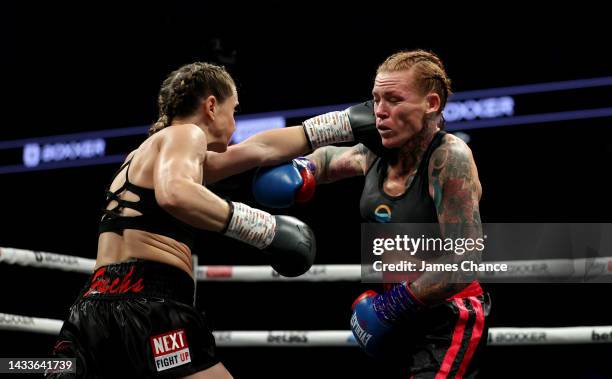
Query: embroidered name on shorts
[
  {"left": 150, "top": 329, "right": 191, "bottom": 372},
  {"left": 83, "top": 266, "right": 144, "bottom": 296}
]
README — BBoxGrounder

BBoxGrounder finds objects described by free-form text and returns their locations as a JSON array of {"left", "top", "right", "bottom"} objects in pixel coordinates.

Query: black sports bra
[{"left": 98, "top": 157, "right": 196, "bottom": 249}]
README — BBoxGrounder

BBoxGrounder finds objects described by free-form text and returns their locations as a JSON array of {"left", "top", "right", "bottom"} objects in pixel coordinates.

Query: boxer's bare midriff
[{"left": 96, "top": 230, "right": 193, "bottom": 277}]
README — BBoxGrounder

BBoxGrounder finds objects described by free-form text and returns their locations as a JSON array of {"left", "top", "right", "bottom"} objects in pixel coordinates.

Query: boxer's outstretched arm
[
  {"left": 410, "top": 136, "right": 483, "bottom": 304},
  {"left": 305, "top": 144, "right": 376, "bottom": 184},
  {"left": 205, "top": 100, "right": 379, "bottom": 184},
  {"left": 204, "top": 126, "right": 310, "bottom": 184}
]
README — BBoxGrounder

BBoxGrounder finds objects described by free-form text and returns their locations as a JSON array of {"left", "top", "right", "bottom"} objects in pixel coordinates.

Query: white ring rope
[
  {"left": 1, "top": 313, "right": 611, "bottom": 346},
  {"left": 2, "top": 246, "right": 611, "bottom": 281},
  {"left": 0, "top": 247, "right": 95, "bottom": 274},
  {"left": 2, "top": 248, "right": 611, "bottom": 347}
]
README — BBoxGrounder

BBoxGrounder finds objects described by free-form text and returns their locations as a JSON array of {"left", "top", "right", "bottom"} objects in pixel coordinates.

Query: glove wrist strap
[
  {"left": 224, "top": 202, "right": 276, "bottom": 249},
  {"left": 373, "top": 282, "right": 425, "bottom": 324},
  {"left": 303, "top": 110, "right": 355, "bottom": 149}
]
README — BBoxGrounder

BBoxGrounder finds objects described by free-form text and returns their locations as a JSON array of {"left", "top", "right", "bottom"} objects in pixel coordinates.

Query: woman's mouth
[{"left": 377, "top": 125, "right": 393, "bottom": 137}]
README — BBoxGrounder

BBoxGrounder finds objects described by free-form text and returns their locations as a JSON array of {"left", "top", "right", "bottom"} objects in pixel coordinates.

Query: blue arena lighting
[{"left": 0, "top": 77, "right": 610, "bottom": 174}]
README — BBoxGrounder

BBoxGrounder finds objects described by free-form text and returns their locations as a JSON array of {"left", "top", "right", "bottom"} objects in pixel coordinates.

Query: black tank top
[
  {"left": 98, "top": 157, "right": 196, "bottom": 249},
  {"left": 360, "top": 131, "right": 446, "bottom": 223}
]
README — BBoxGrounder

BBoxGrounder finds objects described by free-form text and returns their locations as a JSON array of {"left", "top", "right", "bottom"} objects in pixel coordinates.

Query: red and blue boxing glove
[
  {"left": 350, "top": 282, "right": 426, "bottom": 358},
  {"left": 252, "top": 157, "right": 316, "bottom": 208},
  {"left": 252, "top": 101, "right": 398, "bottom": 208}
]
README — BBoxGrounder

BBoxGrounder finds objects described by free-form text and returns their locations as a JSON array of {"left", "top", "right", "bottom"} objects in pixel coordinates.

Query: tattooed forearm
[
  {"left": 409, "top": 273, "right": 467, "bottom": 305},
  {"left": 307, "top": 145, "right": 365, "bottom": 183},
  {"left": 408, "top": 243, "right": 480, "bottom": 305}
]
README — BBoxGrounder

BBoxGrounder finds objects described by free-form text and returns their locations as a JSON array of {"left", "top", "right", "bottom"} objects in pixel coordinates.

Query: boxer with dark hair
[{"left": 48, "top": 62, "right": 320, "bottom": 378}]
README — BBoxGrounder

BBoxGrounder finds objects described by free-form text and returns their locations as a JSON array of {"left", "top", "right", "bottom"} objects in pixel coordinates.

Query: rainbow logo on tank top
[{"left": 374, "top": 204, "right": 392, "bottom": 223}]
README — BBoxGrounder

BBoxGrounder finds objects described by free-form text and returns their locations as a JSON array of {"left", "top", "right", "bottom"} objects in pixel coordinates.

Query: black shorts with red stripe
[
  {"left": 384, "top": 283, "right": 490, "bottom": 379},
  {"left": 46, "top": 259, "right": 219, "bottom": 378}
]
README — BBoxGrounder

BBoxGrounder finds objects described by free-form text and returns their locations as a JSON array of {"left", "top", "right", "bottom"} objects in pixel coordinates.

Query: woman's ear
[
  {"left": 425, "top": 92, "right": 441, "bottom": 115},
  {"left": 202, "top": 95, "right": 217, "bottom": 120}
]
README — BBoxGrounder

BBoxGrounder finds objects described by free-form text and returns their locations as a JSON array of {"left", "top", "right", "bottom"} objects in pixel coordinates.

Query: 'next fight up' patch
[{"left": 150, "top": 329, "right": 191, "bottom": 372}]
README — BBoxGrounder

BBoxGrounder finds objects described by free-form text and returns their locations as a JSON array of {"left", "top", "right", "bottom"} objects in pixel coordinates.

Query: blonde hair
[{"left": 377, "top": 50, "right": 452, "bottom": 113}]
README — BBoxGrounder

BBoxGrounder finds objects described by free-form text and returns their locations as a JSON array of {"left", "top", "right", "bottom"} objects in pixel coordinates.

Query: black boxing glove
[
  {"left": 266, "top": 215, "right": 316, "bottom": 277},
  {"left": 223, "top": 202, "right": 315, "bottom": 277},
  {"left": 302, "top": 101, "right": 397, "bottom": 159}
]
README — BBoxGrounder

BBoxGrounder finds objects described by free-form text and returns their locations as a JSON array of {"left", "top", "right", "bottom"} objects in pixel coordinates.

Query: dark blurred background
[{"left": 1, "top": 3, "right": 611, "bottom": 378}]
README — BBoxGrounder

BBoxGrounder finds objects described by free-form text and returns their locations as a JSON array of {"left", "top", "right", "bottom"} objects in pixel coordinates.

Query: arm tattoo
[
  {"left": 433, "top": 140, "right": 481, "bottom": 225},
  {"left": 308, "top": 145, "right": 365, "bottom": 183},
  {"left": 431, "top": 147, "right": 447, "bottom": 211},
  {"left": 410, "top": 274, "right": 467, "bottom": 304},
  {"left": 411, "top": 139, "right": 483, "bottom": 304}
]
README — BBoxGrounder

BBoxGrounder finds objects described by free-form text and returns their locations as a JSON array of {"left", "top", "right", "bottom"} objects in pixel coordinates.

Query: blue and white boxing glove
[
  {"left": 252, "top": 157, "right": 316, "bottom": 208},
  {"left": 350, "top": 282, "right": 425, "bottom": 358}
]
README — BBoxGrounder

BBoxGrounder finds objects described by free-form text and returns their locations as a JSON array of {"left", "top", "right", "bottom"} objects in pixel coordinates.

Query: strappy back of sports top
[{"left": 98, "top": 156, "right": 196, "bottom": 249}]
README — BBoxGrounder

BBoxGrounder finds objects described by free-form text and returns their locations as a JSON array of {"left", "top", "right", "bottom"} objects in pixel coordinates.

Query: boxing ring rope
[
  {"left": 1, "top": 312, "right": 611, "bottom": 346},
  {"left": 2, "top": 246, "right": 612, "bottom": 346},
  {"left": 2, "top": 246, "right": 611, "bottom": 281},
  {"left": 0, "top": 247, "right": 359, "bottom": 281}
]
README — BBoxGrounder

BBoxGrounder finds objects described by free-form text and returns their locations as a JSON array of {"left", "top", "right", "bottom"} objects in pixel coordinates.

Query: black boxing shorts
[
  {"left": 376, "top": 282, "right": 490, "bottom": 379},
  {"left": 47, "top": 259, "right": 219, "bottom": 378}
]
